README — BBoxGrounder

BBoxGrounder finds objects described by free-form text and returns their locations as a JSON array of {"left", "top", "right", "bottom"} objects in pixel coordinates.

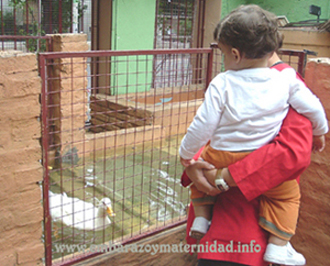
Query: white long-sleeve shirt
[{"left": 180, "top": 67, "right": 328, "bottom": 160}]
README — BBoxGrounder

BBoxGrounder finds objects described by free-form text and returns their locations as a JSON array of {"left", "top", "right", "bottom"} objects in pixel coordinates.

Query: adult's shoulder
[
  {"left": 271, "top": 62, "right": 304, "bottom": 82},
  {"left": 271, "top": 62, "right": 291, "bottom": 71}
]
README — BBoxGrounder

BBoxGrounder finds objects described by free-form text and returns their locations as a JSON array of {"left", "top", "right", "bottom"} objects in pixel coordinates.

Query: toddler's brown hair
[{"left": 214, "top": 5, "right": 283, "bottom": 59}]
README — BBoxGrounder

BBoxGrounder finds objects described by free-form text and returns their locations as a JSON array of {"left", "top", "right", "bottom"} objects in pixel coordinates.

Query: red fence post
[
  {"left": 206, "top": 46, "right": 214, "bottom": 91},
  {"left": 40, "top": 53, "right": 53, "bottom": 266}
]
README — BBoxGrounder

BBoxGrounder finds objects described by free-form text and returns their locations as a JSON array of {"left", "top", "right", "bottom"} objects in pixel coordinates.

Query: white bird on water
[{"left": 49, "top": 191, "right": 115, "bottom": 231}]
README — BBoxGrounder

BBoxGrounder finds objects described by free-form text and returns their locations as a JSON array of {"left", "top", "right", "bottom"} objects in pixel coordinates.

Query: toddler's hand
[
  {"left": 312, "top": 135, "right": 325, "bottom": 152},
  {"left": 180, "top": 157, "right": 195, "bottom": 167}
]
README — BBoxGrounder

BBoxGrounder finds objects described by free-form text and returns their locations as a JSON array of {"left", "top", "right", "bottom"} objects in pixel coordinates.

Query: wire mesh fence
[
  {"left": 40, "top": 47, "right": 214, "bottom": 265},
  {"left": 154, "top": 0, "right": 195, "bottom": 49},
  {"left": 0, "top": 0, "right": 195, "bottom": 53},
  {"left": 0, "top": 0, "right": 92, "bottom": 52},
  {"left": 40, "top": 44, "right": 307, "bottom": 265}
]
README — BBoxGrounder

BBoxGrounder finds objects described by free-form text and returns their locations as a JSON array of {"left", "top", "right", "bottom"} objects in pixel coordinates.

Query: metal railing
[
  {"left": 40, "top": 47, "right": 213, "bottom": 266},
  {"left": 0, "top": 0, "right": 92, "bottom": 52},
  {"left": 210, "top": 43, "right": 307, "bottom": 77},
  {"left": 0, "top": 35, "right": 52, "bottom": 52},
  {"left": 39, "top": 45, "right": 307, "bottom": 265}
]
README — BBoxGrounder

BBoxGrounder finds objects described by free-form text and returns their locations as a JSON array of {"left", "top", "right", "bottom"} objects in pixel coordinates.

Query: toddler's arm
[
  {"left": 180, "top": 157, "right": 195, "bottom": 167},
  {"left": 312, "top": 135, "right": 325, "bottom": 152},
  {"left": 179, "top": 83, "right": 223, "bottom": 160},
  {"left": 288, "top": 73, "right": 328, "bottom": 136}
]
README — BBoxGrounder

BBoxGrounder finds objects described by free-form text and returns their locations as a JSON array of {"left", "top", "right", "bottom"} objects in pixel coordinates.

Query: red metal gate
[{"left": 40, "top": 47, "right": 214, "bottom": 265}]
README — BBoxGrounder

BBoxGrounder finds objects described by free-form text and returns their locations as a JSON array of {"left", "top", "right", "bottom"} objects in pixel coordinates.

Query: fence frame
[
  {"left": 210, "top": 43, "right": 307, "bottom": 76},
  {"left": 279, "top": 48, "right": 306, "bottom": 75},
  {"left": 39, "top": 47, "right": 214, "bottom": 266},
  {"left": 39, "top": 46, "right": 307, "bottom": 266},
  {"left": 0, "top": 35, "right": 53, "bottom": 52}
]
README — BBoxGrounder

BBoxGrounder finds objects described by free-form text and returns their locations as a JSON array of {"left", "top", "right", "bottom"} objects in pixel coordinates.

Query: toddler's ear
[{"left": 231, "top": 48, "right": 241, "bottom": 63}]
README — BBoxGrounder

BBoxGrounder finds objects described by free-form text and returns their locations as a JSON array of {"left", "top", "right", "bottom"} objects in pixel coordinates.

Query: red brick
[
  {"left": 0, "top": 129, "right": 12, "bottom": 152},
  {"left": 50, "top": 33, "right": 87, "bottom": 46},
  {"left": 1, "top": 184, "right": 42, "bottom": 215},
  {"left": 0, "top": 95, "right": 40, "bottom": 121},
  {"left": 15, "top": 185, "right": 42, "bottom": 209},
  {"left": 14, "top": 164, "right": 43, "bottom": 191},
  {"left": 0, "top": 210, "right": 16, "bottom": 232},
  {"left": 0, "top": 72, "right": 41, "bottom": 99},
  {"left": 11, "top": 118, "right": 41, "bottom": 144},
  {"left": 17, "top": 241, "right": 44, "bottom": 265},
  {"left": 0, "top": 250, "right": 16, "bottom": 266},
  {"left": 0, "top": 173, "right": 17, "bottom": 197},
  {"left": 0, "top": 53, "right": 38, "bottom": 74},
  {"left": 14, "top": 206, "right": 43, "bottom": 227},
  {"left": 61, "top": 41, "right": 89, "bottom": 52},
  {"left": 0, "top": 221, "right": 42, "bottom": 248},
  {"left": 0, "top": 146, "right": 41, "bottom": 171}
]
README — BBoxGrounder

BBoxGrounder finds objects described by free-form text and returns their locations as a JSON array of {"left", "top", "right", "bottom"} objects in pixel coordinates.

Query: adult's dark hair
[{"left": 213, "top": 5, "right": 283, "bottom": 59}]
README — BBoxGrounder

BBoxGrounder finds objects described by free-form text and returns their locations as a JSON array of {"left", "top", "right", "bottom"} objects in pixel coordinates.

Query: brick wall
[
  {"left": 48, "top": 34, "right": 89, "bottom": 162},
  {"left": 0, "top": 51, "right": 43, "bottom": 265},
  {"left": 292, "top": 58, "right": 330, "bottom": 266}
]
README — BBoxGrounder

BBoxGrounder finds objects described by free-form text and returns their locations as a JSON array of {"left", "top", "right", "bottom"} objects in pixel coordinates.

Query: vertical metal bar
[
  {"left": 40, "top": 54, "right": 52, "bottom": 266},
  {"left": 297, "top": 52, "right": 305, "bottom": 76},
  {"left": 152, "top": 0, "right": 160, "bottom": 89},
  {"left": 13, "top": 4, "right": 17, "bottom": 49},
  {"left": 70, "top": 57, "right": 76, "bottom": 247},
  {"left": 49, "top": 0, "right": 53, "bottom": 34},
  {"left": 161, "top": 1, "right": 166, "bottom": 49},
  {"left": 183, "top": 0, "right": 188, "bottom": 48},
  {"left": 38, "top": 0, "right": 41, "bottom": 51},
  {"left": 70, "top": 0, "right": 73, "bottom": 33},
  {"left": 1, "top": 0, "right": 4, "bottom": 50},
  {"left": 139, "top": 54, "right": 148, "bottom": 234},
  {"left": 169, "top": 0, "right": 173, "bottom": 47},
  {"left": 196, "top": 0, "right": 201, "bottom": 48},
  {"left": 26, "top": 0, "right": 29, "bottom": 51},
  {"left": 190, "top": 0, "right": 196, "bottom": 46},
  {"left": 46, "top": 36, "right": 53, "bottom": 52},
  {"left": 176, "top": 0, "right": 181, "bottom": 49},
  {"left": 206, "top": 48, "right": 214, "bottom": 91},
  {"left": 59, "top": 0, "right": 63, "bottom": 33},
  {"left": 200, "top": 0, "right": 206, "bottom": 48},
  {"left": 82, "top": 56, "right": 87, "bottom": 247},
  {"left": 81, "top": 0, "right": 84, "bottom": 32},
  {"left": 153, "top": 0, "right": 159, "bottom": 49},
  {"left": 102, "top": 54, "right": 110, "bottom": 244},
  {"left": 26, "top": 0, "right": 29, "bottom": 33}
]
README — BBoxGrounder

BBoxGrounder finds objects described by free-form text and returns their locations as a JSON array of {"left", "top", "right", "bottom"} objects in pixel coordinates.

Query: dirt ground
[{"left": 75, "top": 225, "right": 198, "bottom": 266}]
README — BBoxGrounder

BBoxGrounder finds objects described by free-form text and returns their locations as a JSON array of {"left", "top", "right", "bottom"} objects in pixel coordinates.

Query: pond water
[{"left": 48, "top": 137, "right": 190, "bottom": 260}]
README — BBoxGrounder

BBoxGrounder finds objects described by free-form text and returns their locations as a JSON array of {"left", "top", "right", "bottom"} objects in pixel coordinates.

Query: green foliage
[
  {"left": 41, "top": 0, "right": 87, "bottom": 33},
  {"left": 178, "top": 18, "right": 192, "bottom": 36},
  {"left": 9, "top": 0, "right": 27, "bottom": 8},
  {"left": 77, "top": 1, "right": 88, "bottom": 20},
  {"left": 19, "top": 25, "right": 47, "bottom": 52},
  {"left": 0, "top": 11, "right": 16, "bottom": 35}
]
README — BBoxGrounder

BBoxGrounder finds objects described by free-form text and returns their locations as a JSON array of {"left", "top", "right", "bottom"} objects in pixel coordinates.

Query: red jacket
[{"left": 181, "top": 63, "right": 313, "bottom": 265}]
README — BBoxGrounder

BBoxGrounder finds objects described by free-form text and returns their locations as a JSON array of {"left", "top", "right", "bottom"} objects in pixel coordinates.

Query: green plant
[
  {"left": 0, "top": 11, "right": 16, "bottom": 34},
  {"left": 77, "top": 0, "right": 88, "bottom": 20},
  {"left": 19, "top": 26, "right": 47, "bottom": 52}
]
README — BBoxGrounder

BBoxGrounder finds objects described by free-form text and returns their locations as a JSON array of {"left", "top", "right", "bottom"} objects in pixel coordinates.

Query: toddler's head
[{"left": 214, "top": 5, "right": 282, "bottom": 59}]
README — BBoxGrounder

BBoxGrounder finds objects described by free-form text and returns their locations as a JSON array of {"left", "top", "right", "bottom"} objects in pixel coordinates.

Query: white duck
[{"left": 49, "top": 191, "right": 115, "bottom": 231}]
